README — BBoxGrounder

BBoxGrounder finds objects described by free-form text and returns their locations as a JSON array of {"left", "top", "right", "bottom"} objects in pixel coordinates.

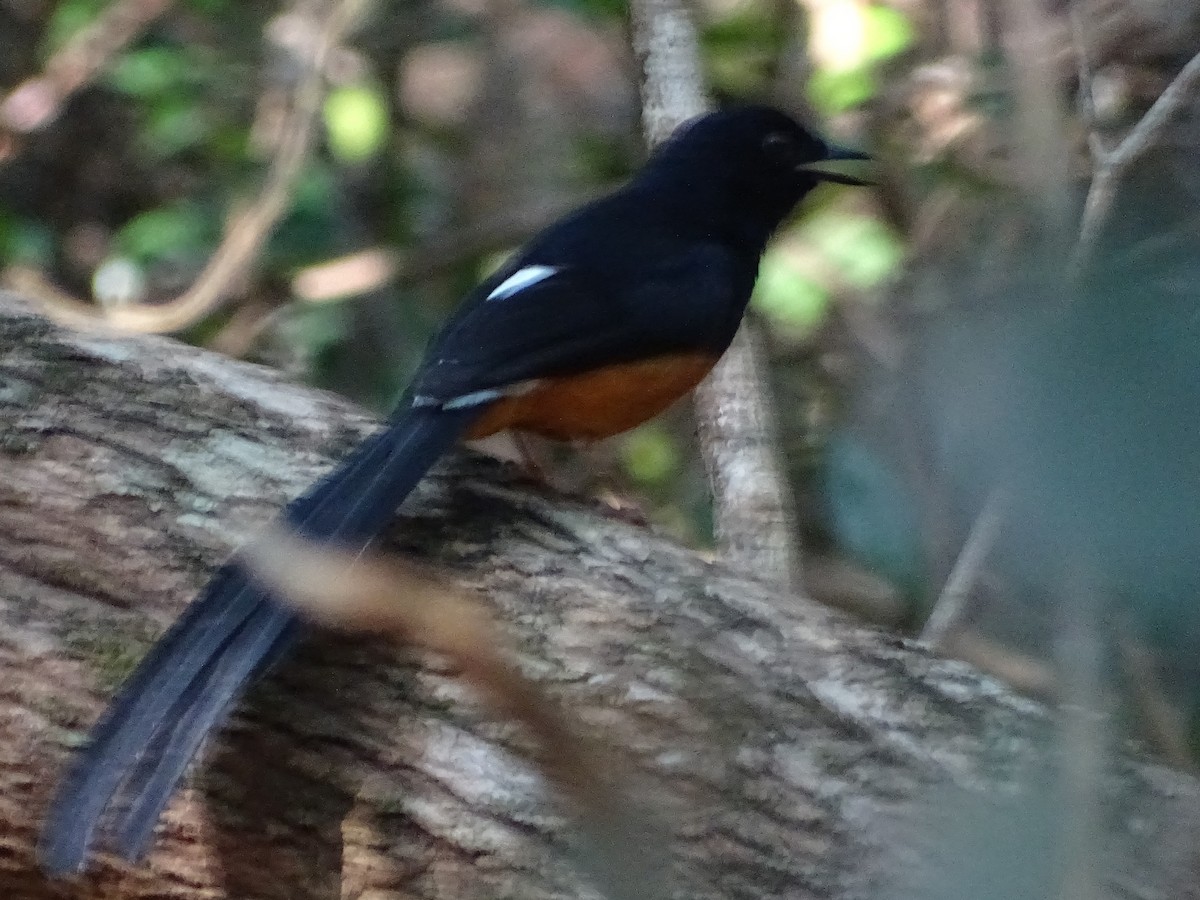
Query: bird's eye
[{"left": 762, "top": 131, "right": 796, "bottom": 166}]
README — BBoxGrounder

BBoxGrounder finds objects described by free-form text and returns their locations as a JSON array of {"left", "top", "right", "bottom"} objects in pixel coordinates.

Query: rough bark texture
[{"left": 0, "top": 289, "right": 1197, "bottom": 900}]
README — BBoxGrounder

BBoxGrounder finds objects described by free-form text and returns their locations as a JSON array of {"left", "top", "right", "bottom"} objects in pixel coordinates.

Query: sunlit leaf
[
  {"left": 806, "top": 3, "right": 913, "bottom": 113},
  {"left": 802, "top": 213, "right": 903, "bottom": 289},
  {"left": 752, "top": 249, "right": 831, "bottom": 333},
  {"left": 621, "top": 426, "right": 679, "bottom": 485},
  {"left": 324, "top": 85, "right": 390, "bottom": 163},
  {"left": 862, "top": 4, "right": 914, "bottom": 62},
  {"left": 809, "top": 67, "right": 876, "bottom": 115}
]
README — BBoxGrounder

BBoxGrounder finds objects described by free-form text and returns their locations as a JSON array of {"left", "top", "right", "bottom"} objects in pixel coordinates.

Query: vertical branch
[
  {"left": 629, "top": 0, "right": 708, "bottom": 140},
  {"left": 629, "top": 0, "right": 802, "bottom": 591},
  {"left": 692, "top": 325, "right": 802, "bottom": 590},
  {"left": 1005, "top": 3, "right": 1109, "bottom": 897}
]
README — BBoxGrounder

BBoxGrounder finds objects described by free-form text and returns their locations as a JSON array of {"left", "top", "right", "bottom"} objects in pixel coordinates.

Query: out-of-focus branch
[
  {"left": 290, "top": 195, "right": 591, "bottom": 303},
  {"left": 1114, "top": 622, "right": 1192, "bottom": 770},
  {"left": 920, "top": 488, "right": 1005, "bottom": 649},
  {"left": 629, "top": 0, "right": 802, "bottom": 590},
  {"left": 1070, "top": 8, "right": 1200, "bottom": 271},
  {"left": 0, "top": 0, "right": 174, "bottom": 144},
  {"left": 244, "top": 531, "right": 669, "bottom": 900},
  {"left": 20, "top": 0, "right": 367, "bottom": 335},
  {"left": 692, "top": 325, "right": 803, "bottom": 590}
]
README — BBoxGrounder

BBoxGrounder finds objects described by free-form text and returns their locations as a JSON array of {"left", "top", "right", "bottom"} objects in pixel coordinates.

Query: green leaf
[
  {"left": 701, "top": 4, "right": 785, "bottom": 97},
  {"left": 283, "top": 302, "right": 348, "bottom": 355},
  {"left": 182, "top": 0, "right": 232, "bottom": 13},
  {"left": 41, "top": 0, "right": 107, "bottom": 57},
  {"left": 862, "top": 5, "right": 915, "bottom": 62},
  {"left": 535, "top": 0, "right": 627, "bottom": 21},
  {"left": 267, "top": 165, "right": 339, "bottom": 268},
  {"left": 808, "top": 66, "right": 876, "bottom": 115},
  {"left": 107, "top": 48, "right": 190, "bottom": 98},
  {"left": 324, "top": 85, "right": 390, "bottom": 164},
  {"left": 115, "top": 204, "right": 212, "bottom": 263},
  {"left": 621, "top": 426, "right": 679, "bottom": 485},
  {"left": 802, "top": 214, "right": 903, "bottom": 289},
  {"left": 752, "top": 250, "right": 831, "bottom": 333},
  {"left": 1, "top": 217, "right": 55, "bottom": 266},
  {"left": 144, "top": 97, "right": 211, "bottom": 157}
]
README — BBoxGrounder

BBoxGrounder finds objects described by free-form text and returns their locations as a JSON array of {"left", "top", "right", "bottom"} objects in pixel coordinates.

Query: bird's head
[{"left": 643, "top": 106, "right": 871, "bottom": 245}]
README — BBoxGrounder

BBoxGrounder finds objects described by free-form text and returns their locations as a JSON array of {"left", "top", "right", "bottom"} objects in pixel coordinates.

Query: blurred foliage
[
  {"left": 11, "top": 0, "right": 1198, "bottom": 760},
  {"left": 42, "top": 0, "right": 110, "bottom": 55},
  {"left": 808, "top": 2, "right": 914, "bottom": 114},
  {"left": 702, "top": 2, "right": 790, "bottom": 97},
  {"left": 0, "top": 0, "right": 898, "bottom": 539}
]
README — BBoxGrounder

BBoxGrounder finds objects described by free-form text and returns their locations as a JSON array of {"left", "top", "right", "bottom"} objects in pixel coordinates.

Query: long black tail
[{"left": 41, "top": 405, "right": 479, "bottom": 875}]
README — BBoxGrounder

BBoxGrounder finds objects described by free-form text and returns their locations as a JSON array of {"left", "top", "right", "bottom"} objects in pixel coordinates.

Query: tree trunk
[{"left": 0, "top": 289, "right": 1196, "bottom": 900}]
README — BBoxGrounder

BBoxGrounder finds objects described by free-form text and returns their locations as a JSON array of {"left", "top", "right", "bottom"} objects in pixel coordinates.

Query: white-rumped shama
[{"left": 41, "top": 105, "right": 869, "bottom": 874}]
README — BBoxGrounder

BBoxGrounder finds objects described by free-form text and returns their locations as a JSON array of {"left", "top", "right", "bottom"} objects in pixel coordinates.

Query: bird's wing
[{"left": 410, "top": 242, "right": 741, "bottom": 409}]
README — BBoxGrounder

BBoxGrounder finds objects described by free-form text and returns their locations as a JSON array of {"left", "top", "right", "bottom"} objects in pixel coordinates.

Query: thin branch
[
  {"left": 1070, "top": 7, "right": 1200, "bottom": 271},
  {"left": 1114, "top": 620, "right": 1192, "bottom": 769},
  {"left": 920, "top": 488, "right": 1005, "bottom": 649},
  {"left": 0, "top": 0, "right": 174, "bottom": 141},
  {"left": 629, "top": 0, "right": 802, "bottom": 590},
  {"left": 23, "top": 0, "right": 367, "bottom": 335}
]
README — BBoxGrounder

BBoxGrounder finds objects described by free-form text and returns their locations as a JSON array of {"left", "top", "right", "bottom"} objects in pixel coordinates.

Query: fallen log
[{"left": 0, "top": 291, "right": 1196, "bottom": 900}]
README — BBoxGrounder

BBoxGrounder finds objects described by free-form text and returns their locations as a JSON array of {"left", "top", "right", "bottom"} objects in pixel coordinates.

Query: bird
[{"left": 40, "top": 105, "right": 870, "bottom": 874}]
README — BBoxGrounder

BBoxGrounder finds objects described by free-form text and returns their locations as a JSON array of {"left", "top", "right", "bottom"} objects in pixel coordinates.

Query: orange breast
[{"left": 466, "top": 352, "right": 719, "bottom": 442}]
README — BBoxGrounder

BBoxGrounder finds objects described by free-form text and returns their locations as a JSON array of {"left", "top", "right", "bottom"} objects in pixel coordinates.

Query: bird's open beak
[{"left": 800, "top": 141, "right": 873, "bottom": 186}]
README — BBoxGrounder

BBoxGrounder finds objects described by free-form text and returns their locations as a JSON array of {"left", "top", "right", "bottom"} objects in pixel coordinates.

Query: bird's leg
[{"left": 569, "top": 440, "right": 650, "bottom": 526}]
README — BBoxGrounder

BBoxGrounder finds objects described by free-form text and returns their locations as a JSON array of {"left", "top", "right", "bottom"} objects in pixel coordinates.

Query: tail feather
[
  {"left": 41, "top": 406, "right": 477, "bottom": 875},
  {"left": 113, "top": 600, "right": 296, "bottom": 859}
]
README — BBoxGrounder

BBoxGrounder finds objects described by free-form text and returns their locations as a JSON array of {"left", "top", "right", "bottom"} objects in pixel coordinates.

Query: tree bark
[
  {"left": 0, "top": 289, "right": 1197, "bottom": 900},
  {"left": 630, "top": 0, "right": 802, "bottom": 591}
]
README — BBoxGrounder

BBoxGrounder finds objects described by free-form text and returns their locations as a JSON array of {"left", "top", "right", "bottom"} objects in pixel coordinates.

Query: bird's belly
[{"left": 466, "top": 352, "right": 719, "bottom": 441}]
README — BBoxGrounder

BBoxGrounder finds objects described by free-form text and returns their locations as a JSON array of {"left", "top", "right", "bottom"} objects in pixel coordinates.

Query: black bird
[{"left": 41, "top": 105, "right": 869, "bottom": 874}]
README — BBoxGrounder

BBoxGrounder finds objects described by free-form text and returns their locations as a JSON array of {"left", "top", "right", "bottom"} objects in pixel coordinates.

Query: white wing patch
[
  {"left": 486, "top": 265, "right": 559, "bottom": 302},
  {"left": 413, "top": 379, "right": 541, "bottom": 411},
  {"left": 441, "top": 388, "right": 505, "bottom": 409}
]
